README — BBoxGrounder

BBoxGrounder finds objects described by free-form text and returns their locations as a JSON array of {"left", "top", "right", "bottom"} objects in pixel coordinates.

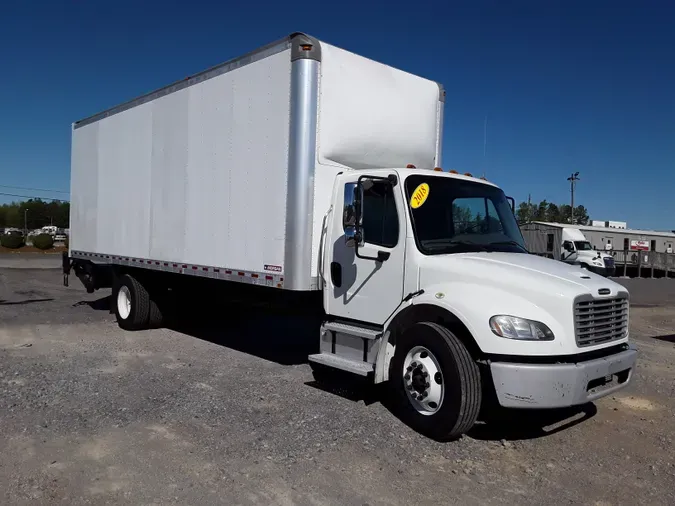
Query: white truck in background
[
  {"left": 63, "top": 33, "right": 637, "bottom": 440},
  {"left": 521, "top": 222, "right": 616, "bottom": 277}
]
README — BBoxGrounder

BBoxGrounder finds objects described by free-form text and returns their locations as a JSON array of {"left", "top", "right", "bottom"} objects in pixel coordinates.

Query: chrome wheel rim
[
  {"left": 403, "top": 346, "right": 444, "bottom": 415},
  {"left": 117, "top": 285, "right": 132, "bottom": 319}
]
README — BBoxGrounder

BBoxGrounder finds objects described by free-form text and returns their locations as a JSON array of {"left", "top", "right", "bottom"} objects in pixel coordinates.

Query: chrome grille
[{"left": 574, "top": 296, "right": 628, "bottom": 347}]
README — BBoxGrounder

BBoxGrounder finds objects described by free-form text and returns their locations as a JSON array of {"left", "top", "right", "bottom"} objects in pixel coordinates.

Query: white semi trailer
[{"left": 64, "top": 33, "right": 637, "bottom": 440}]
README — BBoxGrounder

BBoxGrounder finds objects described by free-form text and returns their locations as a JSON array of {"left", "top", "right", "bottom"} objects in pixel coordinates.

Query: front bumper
[
  {"left": 490, "top": 347, "right": 637, "bottom": 409},
  {"left": 585, "top": 264, "right": 615, "bottom": 277}
]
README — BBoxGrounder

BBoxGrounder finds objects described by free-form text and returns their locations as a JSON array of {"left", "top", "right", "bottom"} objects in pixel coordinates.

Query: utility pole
[
  {"left": 527, "top": 193, "right": 531, "bottom": 223},
  {"left": 24, "top": 209, "right": 28, "bottom": 237},
  {"left": 567, "top": 172, "right": 580, "bottom": 223}
]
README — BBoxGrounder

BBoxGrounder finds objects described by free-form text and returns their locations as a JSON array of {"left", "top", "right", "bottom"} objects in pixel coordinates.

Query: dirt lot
[{"left": 1, "top": 262, "right": 674, "bottom": 505}]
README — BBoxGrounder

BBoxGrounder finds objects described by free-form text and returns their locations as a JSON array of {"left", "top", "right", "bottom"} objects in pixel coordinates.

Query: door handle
[{"left": 330, "top": 262, "right": 342, "bottom": 288}]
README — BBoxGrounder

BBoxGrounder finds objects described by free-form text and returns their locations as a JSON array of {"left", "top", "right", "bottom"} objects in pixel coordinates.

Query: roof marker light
[
  {"left": 464, "top": 172, "right": 473, "bottom": 177},
  {"left": 449, "top": 170, "right": 458, "bottom": 174},
  {"left": 406, "top": 164, "right": 416, "bottom": 168},
  {"left": 433, "top": 167, "right": 443, "bottom": 172}
]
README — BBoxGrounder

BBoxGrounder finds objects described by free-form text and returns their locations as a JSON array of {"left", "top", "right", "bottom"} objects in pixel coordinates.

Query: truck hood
[
  {"left": 418, "top": 252, "right": 626, "bottom": 299},
  {"left": 576, "top": 250, "right": 611, "bottom": 260}
]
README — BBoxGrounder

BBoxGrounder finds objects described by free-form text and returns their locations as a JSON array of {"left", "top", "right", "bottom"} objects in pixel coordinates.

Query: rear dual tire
[
  {"left": 390, "top": 322, "right": 482, "bottom": 440},
  {"left": 114, "top": 273, "right": 164, "bottom": 330}
]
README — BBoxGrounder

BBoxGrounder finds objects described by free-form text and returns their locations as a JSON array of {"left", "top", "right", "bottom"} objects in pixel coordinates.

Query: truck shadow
[
  {"left": 470, "top": 403, "right": 598, "bottom": 441},
  {"left": 652, "top": 334, "right": 675, "bottom": 344},
  {"left": 76, "top": 293, "right": 598, "bottom": 441},
  {"left": 0, "top": 298, "right": 54, "bottom": 305},
  {"left": 73, "top": 296, "right": 111, "bottom": 311},
  {"left": 305, "top": 374, "right": 598, "bottom": 442},
  {"left": 168, "top": 301, "right": 320, "bottom": 366}
]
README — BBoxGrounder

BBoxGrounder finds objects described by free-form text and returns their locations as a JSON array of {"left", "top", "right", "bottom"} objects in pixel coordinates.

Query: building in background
[
  {"left": 590, "top": 220, "right": 627, "bottom": 229},
  {"left": 522, "top": 222, "right": 675, "bottom": 253}
]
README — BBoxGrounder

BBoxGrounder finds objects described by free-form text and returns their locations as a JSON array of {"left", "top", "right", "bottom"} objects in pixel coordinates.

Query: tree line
[
  {"left": 0, "top": 197, "right": 586, "bottom": 231},
  {"left": 0, "top": 199, "right": 70, "bottom": 230},
  {"left": 516, "top": 200, "right": 589, "bottom": 225}
]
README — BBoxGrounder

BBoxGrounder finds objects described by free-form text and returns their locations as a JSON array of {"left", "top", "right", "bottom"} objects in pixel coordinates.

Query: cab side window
[{"left": 359, "top": 182, "right": 399, "bottom": 248}]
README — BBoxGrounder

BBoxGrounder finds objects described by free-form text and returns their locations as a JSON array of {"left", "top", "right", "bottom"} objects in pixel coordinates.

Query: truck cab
[
  {"left": 312, "top": 167, "right": 636, "bottom": 440},
  {"left": 560, "top": 227, "right": 616, "bottom": 277}
]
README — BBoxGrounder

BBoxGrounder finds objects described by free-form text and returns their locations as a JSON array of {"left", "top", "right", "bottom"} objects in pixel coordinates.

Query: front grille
[{"left": 574, "top": 296, "right": 628, "bottom": 347}]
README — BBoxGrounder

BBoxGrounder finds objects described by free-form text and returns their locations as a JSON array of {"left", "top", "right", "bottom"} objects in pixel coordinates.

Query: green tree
[
  {"left": 517, "top": 200, "right": 589, "bottom": 226},
  {"left": 573, "top": 205, "right": 589, "bottom": 225},
  {"left": 535, "top": 200, "right": 549, "bottom": 221},
  {"left": 0, "top": 199, "right": 69, "bottom": 229},
  {"left": 516, "top": 202, "right": 535, "bottom": 224},
  {"left": 546, "top": 203, "right": 560, "bottom": 222},
  {"left": 4, "top": 206, "right": 21, "bottom": 228}
]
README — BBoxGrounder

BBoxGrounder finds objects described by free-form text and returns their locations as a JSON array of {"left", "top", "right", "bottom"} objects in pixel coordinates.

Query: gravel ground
[
  {"left": 0, "top": 253, "right": 63, "bottom": 270},
  {"left": 0, "top": 267, "right": 674, "bottom": 505}
]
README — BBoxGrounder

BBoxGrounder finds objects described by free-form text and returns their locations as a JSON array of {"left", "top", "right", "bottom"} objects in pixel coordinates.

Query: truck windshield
[
  {"left": 405, "top": 175, "right": 527, "bottom": 255},
  {"left": 574, "top": 241, "right": 593, "bottom": 251}
]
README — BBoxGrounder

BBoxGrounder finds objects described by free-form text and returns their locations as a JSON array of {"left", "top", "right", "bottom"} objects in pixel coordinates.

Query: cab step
[
  {"left": 308, "top": 353, "right": 374, "bottom": 376},
  {"left": 322, "top": 321, "right": 382, "bottom": 340}
]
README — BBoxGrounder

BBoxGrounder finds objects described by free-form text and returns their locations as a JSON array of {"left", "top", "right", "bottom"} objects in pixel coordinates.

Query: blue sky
[{"left": 0, "top": 0, "right": 673, "bottom": 229}]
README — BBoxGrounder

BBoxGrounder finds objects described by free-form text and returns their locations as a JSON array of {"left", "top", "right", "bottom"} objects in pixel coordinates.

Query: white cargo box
[{"left": 70, "top": 33, "right": 444, "bottom": 291}]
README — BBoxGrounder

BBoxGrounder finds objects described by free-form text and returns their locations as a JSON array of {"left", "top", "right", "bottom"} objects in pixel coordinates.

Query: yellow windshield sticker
[{"left": 410, "top": 183, "right": 430, "bottom": 209}]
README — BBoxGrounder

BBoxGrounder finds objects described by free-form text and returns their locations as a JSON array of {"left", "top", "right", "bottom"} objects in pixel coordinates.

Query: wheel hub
[
  {"left": 117, "top": 285, "right": 132, "bottom": 320},
  {"left": 403, "top": 346, "right": 444, "bottom": 415}
]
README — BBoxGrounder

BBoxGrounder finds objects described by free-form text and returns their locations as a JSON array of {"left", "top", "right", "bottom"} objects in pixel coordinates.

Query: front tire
[
  {"left": 114, "top": 274, "right": 151, "bottom": 330},
  {"left": 390, "top": 322, "right": 481, "bottom": 440}
]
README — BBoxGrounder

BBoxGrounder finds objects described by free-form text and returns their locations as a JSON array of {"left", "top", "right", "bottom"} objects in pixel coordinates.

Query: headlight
[{"left": 489, "top": 315, "right": 554, "bottom": 341}]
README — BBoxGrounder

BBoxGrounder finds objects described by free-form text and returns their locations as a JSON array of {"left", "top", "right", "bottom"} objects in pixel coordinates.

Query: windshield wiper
[{"left": 489, "top": 240, "right": 529, "bottom": 252}]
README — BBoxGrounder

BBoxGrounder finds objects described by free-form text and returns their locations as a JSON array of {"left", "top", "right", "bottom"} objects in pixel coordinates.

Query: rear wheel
[
  {"left": 114, "top": 274, "right": 151, "bottom": 330},
  {"left": 390, "top": 322, "right": 482, "bottom": 440}
]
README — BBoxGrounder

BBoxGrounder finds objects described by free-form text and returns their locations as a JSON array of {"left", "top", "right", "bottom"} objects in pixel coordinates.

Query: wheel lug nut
[
  {"left": 404, "top": 374, "right": 410, "bottom": 380},
  {"left": 425, "top": 382, "right": 430, "bottom": 388},
  {"left": 406, "top": 366, "right": 413, "bottom": 372},
  {"left": 423, "top": 371, "right": 429, "bottom": 378}
]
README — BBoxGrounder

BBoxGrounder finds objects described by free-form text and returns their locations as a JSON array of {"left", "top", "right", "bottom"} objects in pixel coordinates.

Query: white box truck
[
  {"left": 64, "top": 33, "right": 637, "bottom": 440},
  {"left": 521, "top": 222, "right": 616, "bottom": 276}
]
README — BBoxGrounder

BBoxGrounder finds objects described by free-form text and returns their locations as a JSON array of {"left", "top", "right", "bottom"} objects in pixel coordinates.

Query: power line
[
  {"left": 0, "top": 184, "right": 69, "bottom": 194},
  {"left": 0, "top": 191, "right": 69, "bottom": 202}
]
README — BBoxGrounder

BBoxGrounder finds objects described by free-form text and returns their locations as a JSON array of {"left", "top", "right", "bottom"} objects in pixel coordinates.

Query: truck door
[
  {"left": 561, "top": 240, "right": 577, "bottom": 263},
  {"left": 323, "top": 173, "right": 405, "bottom": 324}
]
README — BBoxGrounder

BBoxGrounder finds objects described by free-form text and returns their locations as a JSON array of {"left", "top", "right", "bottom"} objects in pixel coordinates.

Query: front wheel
[{"left": 389, "top": 322, "right": 482, "bottom": 440}]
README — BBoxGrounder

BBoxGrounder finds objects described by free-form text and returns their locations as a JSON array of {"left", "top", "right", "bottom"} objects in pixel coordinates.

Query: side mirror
[
  {"left": 342, "top": 174, "right": 396, "bottom": 262},
  {"left": 343, "top": 182, "right": 364, "bottom": 248},
  {"left": 507, "top": 196, "right": 515, "bottom": 213}
]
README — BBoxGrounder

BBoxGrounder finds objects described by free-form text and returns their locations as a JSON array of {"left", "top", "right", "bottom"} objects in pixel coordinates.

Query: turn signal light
[{"left": 300, "top": 44, "right": 313, "bottom": 51}]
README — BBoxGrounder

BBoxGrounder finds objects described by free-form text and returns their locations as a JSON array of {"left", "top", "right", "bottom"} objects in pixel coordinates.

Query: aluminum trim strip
[
  {"left": 74, "top": 37, "right": 293, "bottom": 129},
  {"left": 283, "top": 56, "right": 319, "bottom": 290},
  {"left": 71, "top": 250, "right": 284, "bottom": 288}
]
